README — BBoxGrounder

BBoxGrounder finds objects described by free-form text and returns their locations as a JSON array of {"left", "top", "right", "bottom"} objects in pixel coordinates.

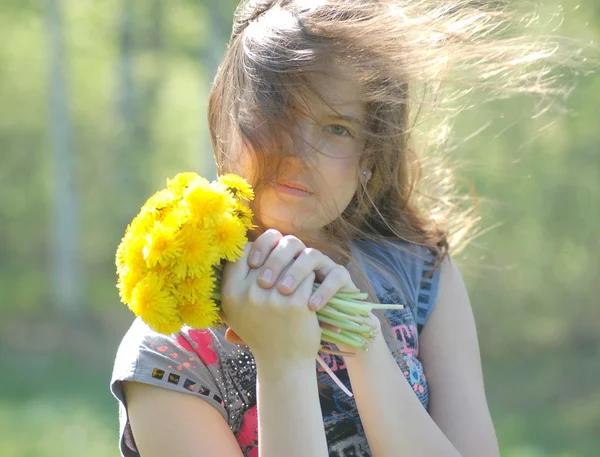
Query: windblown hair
[{"left": 207, "top": 0, "right": 577, "bottom": 297}]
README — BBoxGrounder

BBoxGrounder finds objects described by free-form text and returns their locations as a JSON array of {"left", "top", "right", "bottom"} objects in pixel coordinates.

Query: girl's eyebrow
[{"left": 327, "top": 113, "right": 362, "bottom": 126}]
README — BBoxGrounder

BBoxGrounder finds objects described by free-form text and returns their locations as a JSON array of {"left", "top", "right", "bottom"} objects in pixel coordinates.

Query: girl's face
[{"left": 239, "top": 72, "right": 366, "bottom": 241}]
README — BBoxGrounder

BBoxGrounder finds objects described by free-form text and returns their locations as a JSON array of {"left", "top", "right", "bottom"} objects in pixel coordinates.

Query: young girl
[{"left": 111, "top": 1, "right": 567, "bottom": 456}]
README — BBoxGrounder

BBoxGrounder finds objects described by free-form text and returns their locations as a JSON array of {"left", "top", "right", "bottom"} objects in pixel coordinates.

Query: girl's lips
[{"left": 275, "top": 181, "right": 313, "bottom": 197}]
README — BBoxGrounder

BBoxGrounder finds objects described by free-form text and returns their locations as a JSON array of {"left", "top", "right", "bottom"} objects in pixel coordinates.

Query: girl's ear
[{"left": 359, "top": 161, "right": 374, "bottom": 183}]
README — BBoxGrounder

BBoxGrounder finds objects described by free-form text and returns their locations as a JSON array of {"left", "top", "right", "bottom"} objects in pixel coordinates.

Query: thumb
[{"left": 224, "top": 327, "right": 246, "bottom": 345}]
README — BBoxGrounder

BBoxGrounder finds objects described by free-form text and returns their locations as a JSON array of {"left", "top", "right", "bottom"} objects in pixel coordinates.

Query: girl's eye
[{"left": 326, "top": 124, "right": 353, "bottom": 138}]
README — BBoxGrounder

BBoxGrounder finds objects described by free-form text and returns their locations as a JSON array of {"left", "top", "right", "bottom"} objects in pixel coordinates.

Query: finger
[
  {"left": 247, "top": 229, "right": 283, "bottom": 268},
  {"left": 313, "top": 255, "right": 360, "bottom": 293},
  {"left": 290, "top": 270, "right": 316, "bottom": 311},
  {"left": 224, "top": 327, "right": 246, "bottom": 345},
  {"left": 257, "top": 235, "right": 306, "bottom": 288},
  {"left": 276, "top": 247, "right": 323, "bottom": 296},
  {"left": 309, "top": 265, "right": 356, "bottom": 311}
]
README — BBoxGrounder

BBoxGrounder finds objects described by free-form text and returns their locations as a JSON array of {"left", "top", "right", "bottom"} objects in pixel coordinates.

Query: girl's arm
[
  {"left": 255, "top": 358, "right": 329, "bottom": 457},
  {"left": 344, "top": 257, "right": 500, "bottom": 457},
  {"left": 124, "top": 358, "right": 328, "bottom": 457}
]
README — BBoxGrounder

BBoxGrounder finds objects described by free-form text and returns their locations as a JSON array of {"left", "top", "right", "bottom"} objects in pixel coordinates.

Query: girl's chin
[{"left": 260, "top": 213, "right": 318, "bottom": 237}]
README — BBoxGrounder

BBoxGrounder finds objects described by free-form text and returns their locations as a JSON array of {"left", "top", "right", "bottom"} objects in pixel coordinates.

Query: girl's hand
[
  {"left": 220, "top": 244, "right": 322, "bottom": 363},
  {"left": 247, "top": 229, "right": 360, "bottom": 311}
]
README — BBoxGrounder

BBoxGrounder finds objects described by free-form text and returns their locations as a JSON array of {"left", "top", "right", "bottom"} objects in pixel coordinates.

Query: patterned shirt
[{"left": 110, "top": 239, "right": 441, "bottom": 457}]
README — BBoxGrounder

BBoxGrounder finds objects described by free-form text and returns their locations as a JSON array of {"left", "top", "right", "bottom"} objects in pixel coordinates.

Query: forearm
[
  {"left": 344, "top": 334, "right": 462, "bottom": 457},
  {"left": 255, "top": 358, "right": 328, "bottom": 457}
]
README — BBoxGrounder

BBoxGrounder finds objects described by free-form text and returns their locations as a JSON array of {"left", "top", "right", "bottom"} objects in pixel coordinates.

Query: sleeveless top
[{"left": 110, "top": 239, "right": 441, "bottom": 457}]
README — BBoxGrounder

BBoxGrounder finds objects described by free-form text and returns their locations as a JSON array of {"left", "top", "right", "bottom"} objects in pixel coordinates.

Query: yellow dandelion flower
[
  {"left": 212, "top": 214, "right": 248, "bottom": 262},
  {"left": 175, "top": 274, "right": 216, "bottom": 304},
  {"left": 180, "top": 298, "right": 221, "bottom": 329},
  {"left": 182, "top": 180, "right": 236, "bottom": 228},
  {"left": 126, "top": 210, "right": 155, "bottom": 240},
  {"left": 130, "top": 273, "right": 181, "bottom": 334},
  {"left": 117, "top": 266, "right": 144, "bottom": 305},
  {"left": 143, "top": 224, "right": 184, "bottom": 269},
  {"left": 232, "top": 202, "right": 256, "bottom": 230},
  {"left": 173, "top": 225, "right": 220, "bottom": 279},
  {"left": 153, "top": 265, "right": 175, "bottom": 286},
  {"left": 116, "top": 234, "right": 147, "bottom": 277},
  {"left": 128, "top": 240, "right": 148, "bottom": 273},
  {"left": 160, "top": 204, "right": 187, "bottom": 231},
  {"left": 116, "top": 232, "right": 132, "bottom": 275},
  {"left": 167, "top": 172, "right": 207, "bottom": 198},
  {"left": 145, "top": 188, "right": 177, "bottom": 210},
  {"left": 218, "top": 174, "right": 254, "bottom": 201},
  {"left": 140, "top": 189, "right": 178, "bottom": 222}
]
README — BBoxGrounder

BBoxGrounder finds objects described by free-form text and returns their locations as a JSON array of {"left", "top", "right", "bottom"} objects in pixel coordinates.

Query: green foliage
[{"left": 0, "top": 0, "right": 597, "bottom": 455}]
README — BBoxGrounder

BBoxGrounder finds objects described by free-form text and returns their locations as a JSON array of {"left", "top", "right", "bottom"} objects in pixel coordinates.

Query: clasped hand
[{"left": 220, "top": 229, "right": 359, "bottom": 362}]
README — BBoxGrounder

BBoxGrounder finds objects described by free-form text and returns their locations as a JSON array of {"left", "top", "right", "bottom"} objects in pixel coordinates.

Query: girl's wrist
[
  {"left": 343, "top": 329, "right": 387, "bottom": 365},
  {"left": 254, "top": 355, "right": 318, "bottom": 382}
]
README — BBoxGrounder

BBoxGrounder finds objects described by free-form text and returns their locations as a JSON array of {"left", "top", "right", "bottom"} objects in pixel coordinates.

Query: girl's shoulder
[
  {"left": 110, "top": 318, "right": 258, "bottom": 456},
  {"left": 351, "top": 237, "right": 441, "bottom": 333}
]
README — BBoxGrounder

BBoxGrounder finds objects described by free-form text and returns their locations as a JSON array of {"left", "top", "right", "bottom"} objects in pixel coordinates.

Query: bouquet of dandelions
[{"left": 116, "top": 172, "right": 402, "bottom": 395}]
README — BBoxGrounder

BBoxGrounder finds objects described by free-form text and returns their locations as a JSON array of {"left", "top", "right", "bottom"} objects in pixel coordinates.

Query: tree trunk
[
  {"left": 115, "top": 0, "right": 143, "bottom": 211},
  {"left": 45, "top": 0, "right": 81, "bottom": 314}
]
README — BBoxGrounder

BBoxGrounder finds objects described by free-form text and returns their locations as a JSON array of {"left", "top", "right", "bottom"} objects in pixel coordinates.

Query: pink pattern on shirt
[
  {"left": 175, "top": 334, "right": 194, "bottom": 353},
  {"left": 188, "top": 329, "right": 218, "bottom": 366},
  {"left": 236, "top": 405, "right": 258, "bottom": 457}
]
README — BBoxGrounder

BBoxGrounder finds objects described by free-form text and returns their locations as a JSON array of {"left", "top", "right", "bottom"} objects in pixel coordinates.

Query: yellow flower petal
[
  {"left": 125, "top": 210, "right": 155, "bottom": 241},
  {"left": 141, "top": 189, "right": 178, "bottom": 222},
  {"left": 143, "top": 223, "right": 184, "bottom": 269},
  {"left": 182, "top": 180, "right": 236, "bottom": 228},
  {"left": 117, "top": 266, "right": 144, "bottom": 305},
  {"left": 212, "top": 214, "right": 248, "bottom": 262},
  {"left": 116, "top": 233, "right": 147, "bottom": 279},
  {"left": 130, "top": 273, "right": 181, "bottom": 334},
  {"left": 217, "top": 174, "right": 255, "bottom": 201},
  {"left": 173, "top": 225, "right": 221, "bottom": 279},
  {"left": 175, "top": 274, "right": 216, "bottom": 304},
  {"left": 160, "top": 205, "right": 188, "bottom": 231},
  {"left": 232, "top": 202, "right": 256, "bottom": 230},
  {"left": 180, "top": 298, "right": 221, "bottom": 329},
  {"left": 167, "top": 172, "right": 207, "bottom": 198}
]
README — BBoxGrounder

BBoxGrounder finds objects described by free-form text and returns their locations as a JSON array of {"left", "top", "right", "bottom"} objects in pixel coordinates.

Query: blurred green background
[{"left": 1, "top": 1, "right": 598, "bottom": 456}]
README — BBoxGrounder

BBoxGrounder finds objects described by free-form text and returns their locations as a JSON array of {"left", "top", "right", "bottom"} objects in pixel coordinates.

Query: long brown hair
[{"left": 207, "top": 0, "right": 578, "bottom": 314}]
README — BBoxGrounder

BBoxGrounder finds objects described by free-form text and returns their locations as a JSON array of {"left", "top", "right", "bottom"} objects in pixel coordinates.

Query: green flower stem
[
  {"left": 342, "top": 298, "right": 403, "bottom": 310},
  {"left": 332, "top": 292, "right": 369, "bottom": 300},
  {"left": 338, "top": 329, "right": 369, "bottom": 345},
  {"left": 327, "top": 297, "right": 371, "bottom": 316},
  {"left": 316, "top": 314, "right": 372, "bottom": 334},
  {"left": 317, "top": 309, "right": 372, "bottom": 334},
  {"left": 369, "top": 303, "right": 404, "bottom": 310},
  {"left": 318, "top": 305, "right": 370, "bottom": 325},
  {"left": 321, "top": 328, "right": 367, "bottom": 350}
]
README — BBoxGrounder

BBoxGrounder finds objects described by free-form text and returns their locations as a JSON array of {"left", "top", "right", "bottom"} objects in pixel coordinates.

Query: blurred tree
[
  {"left": 115, "top": 0, "right": 137, "bottom": 207},
  {"left": 45, "top": 0, "right": 81, "bottom": 314}
]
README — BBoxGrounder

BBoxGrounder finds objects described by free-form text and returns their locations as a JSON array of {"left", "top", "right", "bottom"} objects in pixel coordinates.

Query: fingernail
[
  {"left": 281, "top": 275, "right": 294, "bottom": 289},
  {"left": 260, "top": 269, "right": 273, "bottom": 282},
  {"left": 250, "top": 251, "right": 262, "bottom": 266},
  {"left": 309, "top": 295, "right": 322, "bottom": 310}
]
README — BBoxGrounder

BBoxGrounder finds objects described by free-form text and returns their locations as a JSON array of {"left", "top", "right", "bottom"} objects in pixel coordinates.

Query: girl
[{"left": 111, "top": 1, "right": 568, "bottom": 456}]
